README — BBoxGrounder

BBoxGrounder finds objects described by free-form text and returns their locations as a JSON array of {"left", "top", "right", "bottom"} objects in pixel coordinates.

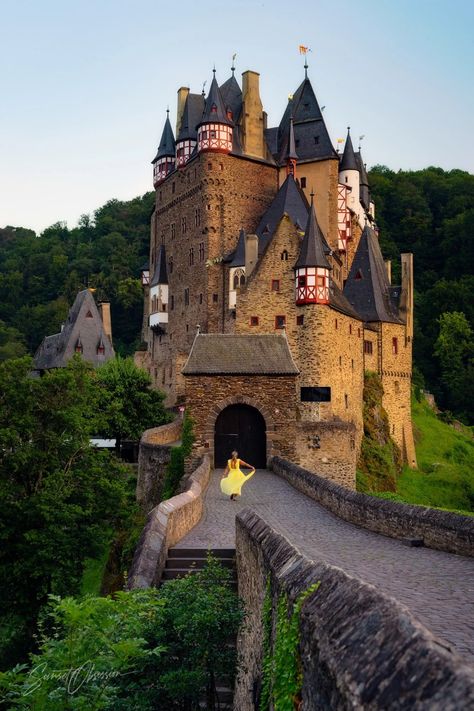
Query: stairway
[{"left": 162, "top": 547, "right": 237, "bottom": 709}]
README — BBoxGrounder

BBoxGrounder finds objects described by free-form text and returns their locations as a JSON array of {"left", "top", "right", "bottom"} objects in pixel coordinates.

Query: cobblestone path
[{"left": 176, "top": 469, "right": 474, "bottom": 664}]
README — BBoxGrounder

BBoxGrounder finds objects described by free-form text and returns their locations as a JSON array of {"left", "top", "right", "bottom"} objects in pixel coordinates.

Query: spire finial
[
  {"left": 231, "top": 52, "right": 236, "bottom": 75},
  {"left": 347, "top": 126, "right": 350, "bottom": 133},
  {"left": 310, "top": 189, "right": 315, "bottom": 205},
  {"left": 166, "top": 106, "right": 169, "bottom": 117},
  {"left": 213, "top": 64, "right": 216, "bottom": 75},
  {"left": 304, "top": 59, "right": 308, "bottom": 79}
]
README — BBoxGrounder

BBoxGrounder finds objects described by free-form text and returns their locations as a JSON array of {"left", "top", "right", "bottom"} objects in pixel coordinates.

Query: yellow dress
[{"left": 220, "top": 459, "right": 255, "bottom": 496}]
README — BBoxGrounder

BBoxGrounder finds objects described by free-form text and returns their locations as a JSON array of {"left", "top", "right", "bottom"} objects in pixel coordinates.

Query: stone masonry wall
[
  {"left": 184, "top": 374, "right": 298, "bottom": 466},
  {"left": 234, "top": 509, "right": 474, "bottom": 711},
  {"left": 271, "top": 457, "right": 474, "bottom": 556},
  {"left": 295, "top": 420, "right": 357, "bottom": 489},
  {"left": 136, "top": 419, "right": 182, "bottom": 513}
]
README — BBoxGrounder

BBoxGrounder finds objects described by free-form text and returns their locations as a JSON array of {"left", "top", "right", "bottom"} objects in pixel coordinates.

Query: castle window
[
  {"left": 184, "top": 288, "right": 189, "bottom": 306},
  {"left": 275, "top": 315, "right": 286, "bottom": 329},
  {"left": 364, "top": 340, "right": 373, "bottom": 354},
  {"left": 170, "top": 295, "right": 174, "bottom": 310},
  {"left": 195, "top": 208, "right": 201, "bottom": 227},
  {"left": 219, "top": 163, "right": 224, "bottom": 171},
  {"left": 171, "top": 223, "right": 176, "bottom": 238},
  {"left": 300, "top": 177, "right": 306, "bottom": 189},
  {"left": 271, "top": 279, "right": 280, "bottom": 292},
  {"left": 213, "top": 293, "right": 218, "bottom": 303},
  {"left": 349, "top": 324, "right": 352, "bottom": 335},
  {"left": 351, "top": 359, "right": 354, "bottom": 370},
  {"left": 199, "top": 293, "right": 203, "bottom": 304},
  {"left": 297, "top": 315, "right": 304, "bottom": 326},
  {"left": 358, "top": 328, "right": 361, "bottom": 338},
  {"left": 211, "top": 103, "right": 217, "bottom": 113},
  {"left": 199, "top": 242, "right": 205, "bottom": 261},
  {"left": 208, "top": 162, "right": 212, "bottom": 170},
  {"left": 189, "top": 247, "right": 194, "bottom": 266},
  {"left": 395, "top": 381, "right": 400, "bottom": 394},
  {"left": 85, "top": 310, "right": 93, "bottom": 319},
  {"left": 345, "top": 394, "right": 349, "bottom": 408},
  {"left": 355, "top": 269, "right": 363, "bottom": 280},
  {"left": 298, "top": 275, "right": 306, "bottom": 287},
  {"left": 339, "top": 356, "right": 342, "bottom": 366},
  {"left": 392, "top": 337, "right": 398, "bottom": 354},
  {"left": 281, "top": 250, "right": 288, "bottom": 261},
  {"left": 335, "top": 318, "right": 338, "bottom": 329},
  {"left": 345, "top": 177, "right": 348, "bottom": 183},
  {"left": 182, "top": 216, "right": 187, "bottom": 234},
  {"left": 250, "top": 316, "right": 259, "bottom": 326},
  {"left": 301, "top": 387, "right": 331, "bottom": 402},
  {"left": 97, "top": 344, "right": 105, "bottom": 356}
]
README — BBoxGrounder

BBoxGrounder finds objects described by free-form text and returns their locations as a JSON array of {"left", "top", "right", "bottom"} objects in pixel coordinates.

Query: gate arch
[{"left": 214, "top": 403, "right": 267, "bottom": 468}]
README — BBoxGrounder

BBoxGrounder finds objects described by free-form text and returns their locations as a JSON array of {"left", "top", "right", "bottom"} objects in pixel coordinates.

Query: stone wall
[
  {"left": 295, "top": 420, "right": 356, "bottom": 489},
  {"left": 184, "top": 374, "right": 298, "bottom": 465},
  {"left": 128, "top": 455, "right": 211, "bottom": 589},
  {"left": 235, "top": 509, "right": 474, "bottom": 710},
  {"left": 136, "top": 419, "right": 182, "bottom": 513},
  {"left": 271, "top": 457, "right": 474, "bottom": 556}
]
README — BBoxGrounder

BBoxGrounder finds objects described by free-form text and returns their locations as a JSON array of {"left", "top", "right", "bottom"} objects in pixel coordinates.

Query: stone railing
[
  {"left": 136, "top": 418, "right": 183, "bottom": 513},
  {"left": 127, "top": 455, "right": 211, "bottom": 589},
  {"left": 235, "top": 509, "right": 474, "bottom": 710},
  {"left": 271, "top": 457, "right": 474, "bottom": 556}
]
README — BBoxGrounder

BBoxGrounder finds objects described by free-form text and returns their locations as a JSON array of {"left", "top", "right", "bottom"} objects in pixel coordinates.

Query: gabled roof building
[{"left": 140, "top": 61, "right": 416, "bottom": 483}]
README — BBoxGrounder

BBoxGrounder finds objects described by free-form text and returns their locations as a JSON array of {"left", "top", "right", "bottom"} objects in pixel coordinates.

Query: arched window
[{"left": 281, "top": 250, "right": 289, "bottom": 261}]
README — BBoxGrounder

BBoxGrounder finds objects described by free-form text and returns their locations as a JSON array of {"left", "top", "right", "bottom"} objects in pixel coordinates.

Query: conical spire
[
  {"left": 355, "top": 149, "right": 370, "bottom": 209},
  {"left": 339, "top": 127, "right": 358, "bottom": 172},
  {"left": 295, "top": 196, "right": 331, "bottom": 270},
  {"left": 152, "top": 112, "right": 176, "bottom": 163},
  {"left": 287, "top": 116, "right": 298, "bottom": 160},
  {"left": 150, "top": 244, "right": 168, "bottom": 286},
  {"left": 199, "top": 72, "right": 233, "bottom": 126}
]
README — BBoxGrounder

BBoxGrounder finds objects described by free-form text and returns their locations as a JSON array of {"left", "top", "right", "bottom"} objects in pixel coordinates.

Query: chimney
[
  {"left": 245, "top": 234, "right": 259, "bottom": 278},
  {"left": 98, "top": 302, "right": 113, "bottom": 344},
  {"left": 385, "top": 259, "right": 392, "bottom": 284},
  {"left": 399, "top": 253, "right": 414, "bottom": 341},
  {"left": 241, "top": 71, "right": 264, "bottom": 159},
  {"left": 176, "top": 86, "right": 189, "bottom": 136}
]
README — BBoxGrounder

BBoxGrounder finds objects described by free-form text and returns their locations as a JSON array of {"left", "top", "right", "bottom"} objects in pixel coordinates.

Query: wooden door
[{"left": 214, "top": 404, "right": 266, "bottom": 468}]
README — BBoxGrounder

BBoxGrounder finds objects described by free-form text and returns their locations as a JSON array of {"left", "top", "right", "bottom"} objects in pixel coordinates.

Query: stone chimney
[
  {"left": 245, "top": 234, "right": 259, "bottom": 278},
  {"left": 176, "top": 86, "right": 189, "bottom": 136},
  {"left": 399, "top": 253, "right": 414, "bottom": 341},
  {"left": 385, "top": 259, "right": 392, "bottom": 284},
  {"left": 241, "top": 71, "right": 265, "bottom": 159},
  {"left": 98, "top": 302, "right": 113, "bottom": 344}
]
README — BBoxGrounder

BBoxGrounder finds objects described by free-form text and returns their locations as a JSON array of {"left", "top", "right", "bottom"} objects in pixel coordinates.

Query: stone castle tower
[{"left": 138, "top": 61, "right": 417, "bottom": 488}]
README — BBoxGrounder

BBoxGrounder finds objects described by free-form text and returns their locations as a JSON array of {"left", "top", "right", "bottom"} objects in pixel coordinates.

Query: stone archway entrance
[{"left": 214, "top": 404, "right": 266, "bottom": 468}]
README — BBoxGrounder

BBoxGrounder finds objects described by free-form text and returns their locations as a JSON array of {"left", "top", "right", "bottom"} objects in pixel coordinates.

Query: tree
[
  {"left": 0, "top": 357, "right": 129, "bottom": 668},
  {"left": 434, "top": 312, "right": 474, "bottom": 422},
  {"left": 96, "top": 357, "right": 171, "bottom": 451}
]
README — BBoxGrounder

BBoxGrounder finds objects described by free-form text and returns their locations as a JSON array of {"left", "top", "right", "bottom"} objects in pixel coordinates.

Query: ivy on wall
[{"left": 260, "top": 578, "right": 320, "bottom": 710}]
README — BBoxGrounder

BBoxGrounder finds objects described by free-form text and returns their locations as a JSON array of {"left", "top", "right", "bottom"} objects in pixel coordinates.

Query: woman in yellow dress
[{"left": 220, "top": 450, "right": 256, "bottom": 500}]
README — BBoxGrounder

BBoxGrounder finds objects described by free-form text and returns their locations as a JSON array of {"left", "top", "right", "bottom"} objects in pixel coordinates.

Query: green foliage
[
  {"left": 0, "top": 357, "right": 130, "bottom": 669},
  {"left": 369, "top": 166, "right": 474, "bottom": 422},
  {"left": 434, "top": 311, "right": 474, "bottom": 423},
  {"left": 356, "top": 372, "right": 401, "bottom": 492},
  {"left": 260, "top": 579, "right": 320, "bottom": 711},
  {"left": 96, "top": 356, "right": 171, "bottom": 449},
  {"left": 161, "top": 411, "right": 195, "bottom": 501},
  {"left": 1, "top": 557, "right": 242, "bottom": 710}
]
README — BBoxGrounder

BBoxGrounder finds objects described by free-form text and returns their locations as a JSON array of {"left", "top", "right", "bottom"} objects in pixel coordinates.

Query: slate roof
[
  {"left": 152, "top": 114, "right": 176, "bottom": 163},
  {"left": 150, "top": 244, "right": 168, "bottom": 286},
  {"left": 339, "top": 129, "right": 358, "bottom": 172},
  {"left": 177, "top": 93, "right": 205, "bottom": 142},
  {"left": 255, "top": 174, "right": 309, "bottom": 249},
  {"left": 220, "top": 73, "right": 242, "bottom": 123},
  {"left": 182, "top": 334, "right": 299, "bottom": 375},
  {"left": 271, "top": 77, "right": 338, "bottom": 163},
  {"left": 356, "top": 150, "right": 370, "bottom": 210},
  {"left": 295, "top": 200, "right": 331, "bottom": 270},
  {"left": 343, "top": 226, "right": 403, "bottom": 324},
  {"left": 198, "top": 73, "right": 233, "bottom": 127},
  {"left": 228, "top": 229, "right": 246, "bottom": 267},
  {"left": 33, "top": 290, "right": 115, "bottom": 370},
  {"left": 329, "top": 280, "right": 361, "bottom": 320}
]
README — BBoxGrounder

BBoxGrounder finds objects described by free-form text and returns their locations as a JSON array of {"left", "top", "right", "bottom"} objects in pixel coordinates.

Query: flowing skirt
[{"left": 220, "top": 468, "right": 255, "bottom": 496}]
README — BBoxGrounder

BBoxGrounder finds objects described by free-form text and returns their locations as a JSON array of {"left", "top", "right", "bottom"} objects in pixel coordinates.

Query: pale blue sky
[{"left": 1, "top": 0, "right": 473, "bottom": 234}]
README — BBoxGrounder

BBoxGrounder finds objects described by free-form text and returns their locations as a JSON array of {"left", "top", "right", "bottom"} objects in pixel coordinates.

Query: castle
[{"left": 137, "top": 61, "right": 416, "bottom": 487}]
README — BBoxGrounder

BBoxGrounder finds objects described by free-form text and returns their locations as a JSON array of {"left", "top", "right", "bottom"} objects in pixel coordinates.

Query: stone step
[
  {"left": 168, "top": 547, "right": 235, "bottom": 559},
  {"left": 165, "top": 556, "right": 235, "bottom": 570}
]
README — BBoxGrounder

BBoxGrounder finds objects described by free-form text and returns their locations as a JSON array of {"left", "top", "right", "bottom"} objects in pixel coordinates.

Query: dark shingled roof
[
  {"left": 228, "top": 228, "right": 246, "bottom": 267},
  {"left": 272, "top": 78, "right": 338, "bottom": 163},
  {"left": 280, "top": 116, "right": 298, "bottom": 163},
  {"left": 220, "top": 73, "right": 242, "bottom": 123},
  {"left": 182, "top": 334, "right": 299, "bottom": 375},
  {"left": 343, "top": 226, "right": 403, "bottom": 324},
  {"left": 33, "top": 290, "right": 115, "bottom": 370},
  {"left": 152, "top": 114, "right": 176, "bottom": 163},
  {"left": 295, "top": 200, "right": 331, "bottom": 270},
  {"left": 198, "top": 73, "right": 233, "bottom": 127},
  {"left": 177, "top": 93, "right": 205, "bottom": 142},
  {"left": 355, "top": 150, "right": 370, "bottom": 210},
  {"left": 255, "top": 174, "right": 309, "bottom": 248},
  {"left": 329, "top": 280, "right": 361, "bottom": 319},
  {"left": 150, "top": 244, "right": 168, "bottom": 286},
  {"left": 339, "top": 129, "right": 358, "bottom": 172}
]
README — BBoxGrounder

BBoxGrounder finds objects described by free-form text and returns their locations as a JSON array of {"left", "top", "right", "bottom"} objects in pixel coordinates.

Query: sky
[{"left": 1, "top": 0, "right": 473, "bottom": 234}]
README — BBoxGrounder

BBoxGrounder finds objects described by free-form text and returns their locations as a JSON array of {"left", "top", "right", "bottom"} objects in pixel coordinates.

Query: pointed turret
[
  {"left": 295, "top": 195, "right": 331, "bottom": 305},
  {"left": 197, "top": 71, "right": 233, "bottom": 153},
  {"left": 355, "top": 150, "right": 370, "bottom": 211},
  {"left": 339, "top": 128, "right": 358, "bottom": 172},
  {"left": 343, "top": 225, "right": 403, "bottom": 324},
  {"left": 176, "top": 93, "right": 205, "bottom": 167},
  {"left": 339, "top": 127, "right": 361, "bottom": 218},
  {"left": 149, "top": 244, "right": 169, "bottom": 332},
  {"left": 152, "top": 112, "right": 176, "bottom": 187},
  {"left": 284, "top": 117, "right": 298, "bottom": 177}
]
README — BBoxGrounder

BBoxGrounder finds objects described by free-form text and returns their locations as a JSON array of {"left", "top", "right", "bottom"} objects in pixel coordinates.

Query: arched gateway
[{"left": 214, "top": 404, "right": 266, "bottom": 468}]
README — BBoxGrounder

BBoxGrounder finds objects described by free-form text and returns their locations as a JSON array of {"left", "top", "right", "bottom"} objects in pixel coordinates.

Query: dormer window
[
  {"left": 211, "top": 103, "right": 217, "bottom": 113},
  {"left": 86, "top": 310, "right": 93, "bottom": 318},
  {"left": 97, "top": 344, "right": 105, "bottom": 356},
  {"left": 75, "top": 340, "right": 83, "bottom": 354},
  {"left": 355, "top": 269, "right": 363, "bottom": 280}
]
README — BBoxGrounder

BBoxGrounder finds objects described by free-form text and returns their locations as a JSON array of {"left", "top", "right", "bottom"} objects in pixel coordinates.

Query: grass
[
  {"left": 366, "top": 397, "right": 474, "bottom": 515},
  {"left": 80, "top": 533, "right": 112, "bottom": 596}
]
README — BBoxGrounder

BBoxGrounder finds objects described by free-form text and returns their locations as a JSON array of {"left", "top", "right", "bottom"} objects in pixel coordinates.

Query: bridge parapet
[
  {"left": 235, "top": 509, "right": 474, "bottom": 710},
  {"left": 271, "top": 457, "right": 474, "bottom": 557}
]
